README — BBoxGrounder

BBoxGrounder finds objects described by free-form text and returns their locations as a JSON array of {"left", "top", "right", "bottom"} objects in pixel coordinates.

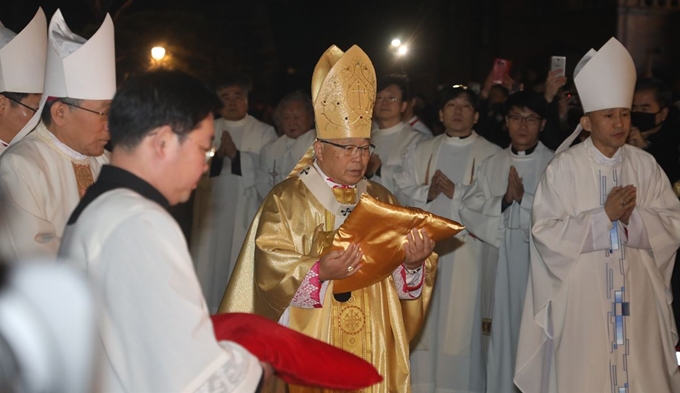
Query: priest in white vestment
[
  {"left": 459, "top": 91, "right": 554, "bottom": 393},
  {"left": 0, "top": 8, "right": 46, "bottom": 155},
  {"left": 58, "top": 70, "right": 265, "bottom": 393},
  {"left": 395, "top": 86, "right": 501, "bottom": 393},
  {"left": 514, "top": 37, "right": 680, "bottom": 393},
  {"left": 369, "top": 74, "right": 429, "bottom": 197},
  {"left": 190, "top": 78, "right": 277, "bottom": 313},
  {"left": 0, "top": 9, "right": 115, "bottom": 260},
  {"left": 255, "top": 90, "right": 316, "bottom": 200}
]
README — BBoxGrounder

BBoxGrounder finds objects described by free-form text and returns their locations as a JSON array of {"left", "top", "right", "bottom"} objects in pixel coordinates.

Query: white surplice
[
  {"left": 254, "top": 128, "right": 315, "bottom": 200},
  {"left": 371, "top": 121, "right": 428, "bottom": 197},
  {"left": 0, "top": 122, "right": 108, "bottom": 260},
  {"left": 191, "top": 114, "right": 276, "bottom": 313},
  {"left": 459, "top": 143, "right": 554, "bottom": 393},
  {"left": 395, "top": 131, "right": 501, "bottom": 393},
  {"left": 515, "top": 138, "right": 680, "bottom": 393},
  {"left": 59, "top": 183, "right": 262, "bottom": 393}
]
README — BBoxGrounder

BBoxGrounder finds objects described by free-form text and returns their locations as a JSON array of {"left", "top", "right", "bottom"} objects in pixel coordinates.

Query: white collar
[
  {"left": 220, "top": 114, "right": 249, "bottom": 127},
  {"left": 43, "top": 124, "right": 89, "bottom": 160},
  {"left": 443, "top": 130, "right": 478, "bottom": 146},
  {"left": 584, "top": 136, "right": 623, "bottom": 166},
  {"left": 373, "top": 121, "right": 405, "bottom": 136},
  {"left": 313, "top": 160, "right": 357, "bottom": 189}
]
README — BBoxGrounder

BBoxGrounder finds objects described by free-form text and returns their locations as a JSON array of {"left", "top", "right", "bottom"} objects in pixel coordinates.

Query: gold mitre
[
  {"left": 312, "top": 44, "right": 376, "bottom": 139},
  {"left": 287, "top": 45, "right": 376, "bottom": 178}
]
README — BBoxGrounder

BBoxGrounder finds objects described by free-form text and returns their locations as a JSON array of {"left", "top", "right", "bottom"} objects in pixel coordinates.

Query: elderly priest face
[{"left": 314, "top": 137, "right": 373, "bottom": 186}]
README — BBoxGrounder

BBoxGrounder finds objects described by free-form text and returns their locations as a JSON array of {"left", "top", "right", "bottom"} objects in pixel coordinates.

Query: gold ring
[{"left": 347, "top": 266, "right": 354, "bottom": 273}]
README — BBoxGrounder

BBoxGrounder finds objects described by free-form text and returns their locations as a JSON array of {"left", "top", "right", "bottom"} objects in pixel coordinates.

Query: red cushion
[{"left": 210, "top": 313, "right": 383, "bottom": 389}]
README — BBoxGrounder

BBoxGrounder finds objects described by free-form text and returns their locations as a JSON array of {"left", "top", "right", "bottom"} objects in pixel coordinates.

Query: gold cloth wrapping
[
  {"left": 331, "top": 194, "right": 463, "bottom": 294},
  {"left": 219, "top": 177, "right": 437, "bottom": 393}
]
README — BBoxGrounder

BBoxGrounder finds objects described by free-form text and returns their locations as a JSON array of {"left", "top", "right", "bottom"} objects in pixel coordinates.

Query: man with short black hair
[
  {"left": 58, "top": 69, "right": 266, "bottom": 393},
  {"left": 460, "top": 91, "right": 554, "bottom": 393},
  {"left": 629, "top": 77, "right": 679, "bottom": 186},
  {"left": 369, "top": 74, "right": 428, "bottom": 196},
  {"left": 396, "top": 85, "right": 501, "bottom": 393}
]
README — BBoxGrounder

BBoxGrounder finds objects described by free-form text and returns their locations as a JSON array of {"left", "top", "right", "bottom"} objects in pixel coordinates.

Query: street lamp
[
  {"left": 151, "top": 46, "right": 166, "bottom": 61},
  {"left": 397, "top": 45, "right": 408, "bottom": 56},
  {"left": 391, "top": 38, "right": 401, "bottom": 47}
]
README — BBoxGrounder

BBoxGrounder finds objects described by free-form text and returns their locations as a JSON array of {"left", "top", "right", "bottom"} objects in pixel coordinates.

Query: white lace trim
[
  {"left": 194, "top": 342, "right": 260, "bottom": 393},
  {"left": 393, "top": 265, "right": 424, "bottom": 299},
  {"left": 290, "top": 263, "right": 322, "bottom": 308}
]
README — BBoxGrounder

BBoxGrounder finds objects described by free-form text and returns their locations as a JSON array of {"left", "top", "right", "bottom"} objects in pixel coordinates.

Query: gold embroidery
[
  {"left": 332, "top": 188, "right": 356, "bottom": 204},
  {"left": 339, "top": 305, "right": 364, "bottom": 335},
  {"left": 72, "top": 163, "right": 94, "bottom": 199}
]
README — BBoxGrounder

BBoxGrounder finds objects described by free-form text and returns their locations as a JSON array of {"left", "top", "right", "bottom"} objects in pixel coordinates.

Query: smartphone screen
[
  {"left": 551, "top": 56, "right": 566, "bottom": 78},
  {"left": 491, "top": 58, "right": 512, "bottom": 84}
]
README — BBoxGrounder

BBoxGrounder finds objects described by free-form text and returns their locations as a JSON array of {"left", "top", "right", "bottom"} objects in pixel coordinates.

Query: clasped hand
[
  {"left": 428, "top": 170, "right": 455, "bottom": 200},
  {"left": 504, "top": 166, "right": 524, "bottom": 204},
  {"left": 604, "top": 185, "right": 636, "bottom": 225}
]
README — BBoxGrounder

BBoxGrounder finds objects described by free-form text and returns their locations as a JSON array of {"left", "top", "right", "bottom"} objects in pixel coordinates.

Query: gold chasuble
[
  {"left": 219, "top": 166, "right": 437, "bottom": 392},
  {"left": 220, "top": 44, "right": 436, "bottom": 392}
]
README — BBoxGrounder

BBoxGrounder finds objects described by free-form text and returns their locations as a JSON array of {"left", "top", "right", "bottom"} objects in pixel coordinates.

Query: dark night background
[{"left": 2, "top": 0, "right": 680, "bottom": 111}]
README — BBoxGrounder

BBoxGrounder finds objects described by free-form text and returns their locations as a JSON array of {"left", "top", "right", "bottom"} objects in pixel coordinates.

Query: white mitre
[
  {"left": 5, "top": 9, "right": 116, "bottom": 150},
  {"left": 44, "top": 9, "right": 116, "bottom": 100},
  {"left": 556, "top": 37, "right": 636, "bottom": 153},
  {"left": 0, "top": 7, "right": 47, "bottom": 93}
]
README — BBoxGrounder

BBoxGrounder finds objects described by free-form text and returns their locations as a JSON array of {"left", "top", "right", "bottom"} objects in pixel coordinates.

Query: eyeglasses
[
  {"left": 318, "top": 139, "right": 375, "bottom": 157},
  {"left": 375, "top": 96, "right": 400, "bottom": 103},
  {"left": 3, "top": 94, "right": 38, "bottom": 113},
  {"left": 186, "top": 136, "right": 216, "bottom": 163},
  {"left": 64, "top": 102, "right": 110, "bottom": 118},
  {"left": 507, "top": 115, "right": 542, "bottom": 126}
]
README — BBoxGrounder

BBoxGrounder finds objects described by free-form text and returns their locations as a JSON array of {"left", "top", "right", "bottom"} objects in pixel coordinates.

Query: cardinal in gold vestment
[{"left": 218, "top": 45, "right": 437, "bottom": 393}]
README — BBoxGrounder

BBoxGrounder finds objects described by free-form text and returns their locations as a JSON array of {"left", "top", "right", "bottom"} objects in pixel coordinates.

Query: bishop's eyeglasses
[
  {"left": 63, "top": 102, "right": 110, "bottom": 118},
  {"left": 2, "top": 94, "right": 38, "bottom": 113},
  {"left": 318, "top": 139, "right": 375, "bottom": 157}
]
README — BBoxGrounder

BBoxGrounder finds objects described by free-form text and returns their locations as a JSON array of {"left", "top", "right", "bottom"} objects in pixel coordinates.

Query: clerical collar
[
  {"left": 220, "top": 114, "right": 249, "bottom": 127},
  {"left": 444, "top": 131, "right": 477, "bottom": 146},
  {"left": 373, "top": 121, "right": 405, "bottom": 136},
  {"left": 511, "top": 143, "right": 538, "bottom": 156},
  {"left": 584, "top": 136, "right": 623, "bottom": 166},
  {"left": 43, "top": 124, "right": 89, "bottom": 161},
  {"left": 67, "top": 165, "right": 169, "bottom": 225},
  {"left": 313, "top": 160, "right": 356, "bottom": 189}
]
